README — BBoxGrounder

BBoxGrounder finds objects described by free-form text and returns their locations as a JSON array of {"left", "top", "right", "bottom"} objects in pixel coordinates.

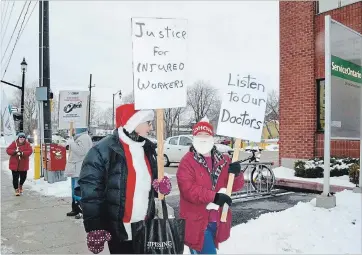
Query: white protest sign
[
  {"left": 58, "top": 91, "right": 89, "bottom": 129},
  {"left": 216, "top": 73, "right": 267, "bottom": 142},
  {"left": 131, "top": 17, "right": 188, "bottom": 110}
]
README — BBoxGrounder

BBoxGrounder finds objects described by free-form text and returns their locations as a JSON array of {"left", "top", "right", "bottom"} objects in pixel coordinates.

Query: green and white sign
[
  {"left": 330, "top": 19, "right": 361, "bottom": 139},
  {"left": 331, "top": 55, "right": 362, "bottom": 84}
]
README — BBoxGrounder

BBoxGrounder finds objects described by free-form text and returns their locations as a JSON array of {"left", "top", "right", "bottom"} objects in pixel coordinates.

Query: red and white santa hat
[
  {"left": 192, "top": 116, "right": 214, "bottom": 136},
  {"left": 116, "top": 103, "right": 154, "bottom": 132}
]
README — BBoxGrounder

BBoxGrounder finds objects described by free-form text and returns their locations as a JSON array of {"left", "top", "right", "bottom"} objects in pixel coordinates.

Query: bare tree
[
  {"left": 265, "top": 89, "right": 279, "bottom": 134},
  {"left": 187, "top": 81, "right": 219, "bottom": 123},
  {"left": 101, "top": 107, "right": 113, "bottom": 129},
  {"left": 12, "top": 82, "right": 38, "bottom": 135},
  {"left": 163, "top": 108, "right": 185, "bottom": 137},
  {"left": 89, "top": 96, "right": 98, "bottom": 125}
]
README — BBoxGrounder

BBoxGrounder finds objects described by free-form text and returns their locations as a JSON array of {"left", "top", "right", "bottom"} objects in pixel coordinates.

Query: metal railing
[{"left": 231, "top": 161, "right": 276, "bottom": 200}]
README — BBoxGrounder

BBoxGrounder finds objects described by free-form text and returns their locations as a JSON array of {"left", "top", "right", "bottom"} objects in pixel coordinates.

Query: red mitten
[{"left": 86, "top": 230, "right": 111, "bottom": 254}]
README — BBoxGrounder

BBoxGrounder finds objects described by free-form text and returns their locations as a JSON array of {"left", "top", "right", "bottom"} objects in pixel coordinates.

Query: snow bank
[
  {"left": 2, "top": 157, "right": 71, "bottom": 198},
  {"left": 274, "top": 166, "right": 355, "bottom": 188},
  {"left": 184, "top": 190, "right": 361, "bottom": 254}
]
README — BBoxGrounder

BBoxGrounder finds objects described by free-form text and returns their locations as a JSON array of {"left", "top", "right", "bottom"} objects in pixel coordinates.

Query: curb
[{"left": 275, "top": 178, "right": 354, "bottom": 193}]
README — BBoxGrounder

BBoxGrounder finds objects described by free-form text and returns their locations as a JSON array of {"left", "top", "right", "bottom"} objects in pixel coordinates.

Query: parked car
[{"left": 162, "top": 135, "right": 234, "bottom": 167}]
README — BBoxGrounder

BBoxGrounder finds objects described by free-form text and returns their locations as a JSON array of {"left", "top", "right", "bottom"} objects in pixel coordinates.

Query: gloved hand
[
  {"left": 16, "top": 151, "right": 23, "bottom": 157},
  {"left": 86, "top": 230, "right": 111, "bottom": 254},
  {"left": 228, "top": 162, "right": 241, "bottom": 176},
  {"left": 152, "top": 176, "right": 172, "bottom": 196},
  {"left": 213, "top": 193, "right": 232, "bottom": 207}
]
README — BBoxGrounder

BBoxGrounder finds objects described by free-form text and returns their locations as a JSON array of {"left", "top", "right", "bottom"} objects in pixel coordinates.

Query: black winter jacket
[{"left": 78, "top": 130, "right": 158, "bottom": 241}]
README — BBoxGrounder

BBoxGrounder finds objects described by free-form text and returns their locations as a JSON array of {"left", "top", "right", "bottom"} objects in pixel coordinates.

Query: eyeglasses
[
  {"left": 19, "top": 136, "right": 26, "bottom": 139},
  {"left": 147, "top": 121, "right": 152, "bottom": 126}
]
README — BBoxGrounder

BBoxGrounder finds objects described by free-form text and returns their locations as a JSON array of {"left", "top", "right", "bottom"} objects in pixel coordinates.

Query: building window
[
  {"left": 316, "top": 0, "right": 361, "bottom": 14},
  {"left": 317, "top": 79, "right": 325, "bottom": 131}
]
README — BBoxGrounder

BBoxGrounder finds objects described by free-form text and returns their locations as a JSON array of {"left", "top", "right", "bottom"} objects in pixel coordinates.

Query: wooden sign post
[
  {"left": 220, "top": 138, "right": 241, "bottom": 222},
  {"left": 156, "top": 109, "right": 165, "bottom": 200}
]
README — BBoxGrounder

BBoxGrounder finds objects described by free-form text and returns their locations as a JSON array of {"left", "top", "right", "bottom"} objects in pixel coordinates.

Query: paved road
[{"left": 1, "top": 148, "right": 315, "bottom": 254}]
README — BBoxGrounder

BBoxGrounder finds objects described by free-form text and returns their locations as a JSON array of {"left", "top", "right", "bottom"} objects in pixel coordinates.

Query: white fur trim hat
[{"left": 115, "top": 103, "right": 154, "bottom": 132}]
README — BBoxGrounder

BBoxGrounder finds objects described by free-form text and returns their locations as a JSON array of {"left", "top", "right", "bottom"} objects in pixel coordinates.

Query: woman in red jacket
[
  {"left": 6, "top": 132, "right": 33, "bottom": 196},
  {"left": 177, "top": 117, "right": 244, "bottom": 254}
]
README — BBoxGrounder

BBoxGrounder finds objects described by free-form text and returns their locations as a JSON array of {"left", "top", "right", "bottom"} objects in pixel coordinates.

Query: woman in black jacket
[{"left": 78, "top": 103, "right": 169, "bottom": 254}]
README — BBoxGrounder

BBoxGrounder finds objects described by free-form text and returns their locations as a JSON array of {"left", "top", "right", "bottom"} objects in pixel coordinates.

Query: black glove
[
  {"left": 213, "top": 193, "right": 232, "bottom": 207},
  {"left": 228, "top": 162, "right": 241, "bottom": 176}
]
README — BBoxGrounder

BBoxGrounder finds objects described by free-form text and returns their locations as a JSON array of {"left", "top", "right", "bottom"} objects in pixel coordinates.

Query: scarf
[{"left": 191, "top": 146, "right": 227, "bottom": 190}]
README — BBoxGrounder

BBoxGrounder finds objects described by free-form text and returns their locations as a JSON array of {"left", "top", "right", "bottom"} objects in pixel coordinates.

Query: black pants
[
  {"left": 108, "top": 239, "right": 134, "bottom": 254},
  {"left": 12, "top": 171, "right": 27, "bottom": 189}
]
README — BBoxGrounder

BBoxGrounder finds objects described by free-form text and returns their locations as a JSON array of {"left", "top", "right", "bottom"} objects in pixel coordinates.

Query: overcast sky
[{"left": 1, "top": 1, "right": 279, "bottom": 110}]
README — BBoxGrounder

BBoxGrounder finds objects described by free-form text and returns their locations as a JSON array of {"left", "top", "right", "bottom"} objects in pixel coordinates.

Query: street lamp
[
  {"left": 20, "top": 57, "right": 27, "bottom": 132},
  {"left": 112, "top": 90, "right": 122, "bottom": 129}
]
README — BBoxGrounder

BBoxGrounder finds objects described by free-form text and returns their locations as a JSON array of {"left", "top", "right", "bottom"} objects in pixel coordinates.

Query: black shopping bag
[{"left": 131, "top": 199, "right": 185, "bottom": 254}]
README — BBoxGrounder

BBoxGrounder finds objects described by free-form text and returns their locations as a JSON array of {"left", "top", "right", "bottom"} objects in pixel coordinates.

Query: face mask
[{"left": 193, "top": 136, "right": 214, "bottom": 155}]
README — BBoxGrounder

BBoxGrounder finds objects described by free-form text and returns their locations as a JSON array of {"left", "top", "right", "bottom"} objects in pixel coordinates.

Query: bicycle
[{"left": 234, "top": 149, "right": 276, "bottom": 193}]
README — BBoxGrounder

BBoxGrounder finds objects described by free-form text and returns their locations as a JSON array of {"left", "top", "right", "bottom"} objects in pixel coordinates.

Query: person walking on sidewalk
[
  {"left": 177, "top": 117, "right": 245, "bottom": 254},
  {"left": 6, "top": 132, "right": 33, "bottom": 196},
  {"left": 78, "top": 103, "right": 171, "bottom": 254},
  {"left": 64, "top": 127, "right": 93, "bottom": 218}
]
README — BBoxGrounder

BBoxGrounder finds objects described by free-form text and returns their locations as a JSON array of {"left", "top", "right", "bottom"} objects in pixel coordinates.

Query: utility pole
[
  {"left": 38, "top": 0, "right": 44, "bottom": 177},
  {"left": 42, "top": 1, "right": 52, "bottom": 143},
  {"left": 88, "top": 74, "right": 95, "bottom": 130},
  {"left": 1, "top": 57, "right": 27, "bottom": 133}
]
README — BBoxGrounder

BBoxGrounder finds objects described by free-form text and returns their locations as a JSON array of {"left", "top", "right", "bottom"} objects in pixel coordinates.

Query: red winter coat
[
  {"left": 6, "top": 140, "right": 33, "bottom": 171},
  {"left": 176, "top": 151, "right": 244, "bottom": 251}
]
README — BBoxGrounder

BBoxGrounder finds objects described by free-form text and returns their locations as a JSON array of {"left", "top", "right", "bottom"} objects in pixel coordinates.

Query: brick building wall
[
  {"left": 279, "top": 1, "right": 317, "bottom": 167},
  {"left": 279, "top": 1, "right": 362, "bottom": 167}
]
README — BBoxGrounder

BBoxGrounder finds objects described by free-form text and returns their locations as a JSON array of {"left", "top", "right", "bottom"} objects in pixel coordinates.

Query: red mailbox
[{"left": 42, "top": 144, "right": 67, "bottom": 171}]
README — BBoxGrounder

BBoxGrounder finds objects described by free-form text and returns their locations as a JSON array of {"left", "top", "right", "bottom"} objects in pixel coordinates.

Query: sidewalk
[{"left": 1, "top": 160, "right": 108, "bottom": 254}]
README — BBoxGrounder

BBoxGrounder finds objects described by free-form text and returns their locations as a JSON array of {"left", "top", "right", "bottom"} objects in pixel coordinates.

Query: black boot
[
  {"left": 74, "top": 201, "right": 83, "bottom": 219},
  {"left": 66, "top": 201, "right": 79, "bottom": 216}
]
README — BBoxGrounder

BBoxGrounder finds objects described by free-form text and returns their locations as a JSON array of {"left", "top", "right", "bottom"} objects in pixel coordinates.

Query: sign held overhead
[
  {"left": 131, "top": 17, "right": 188, "bottom": 110},
  {"left": 217, "top": 73, "right": 267, "bottom": 142}
]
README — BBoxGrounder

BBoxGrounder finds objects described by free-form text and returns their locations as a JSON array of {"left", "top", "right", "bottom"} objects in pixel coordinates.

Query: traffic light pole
[
  {"left": 1, "top": 80, "right": 25, "bottom": 132},
  {"left": 20, "top": 70, "right": 25, "bottom": 132}
]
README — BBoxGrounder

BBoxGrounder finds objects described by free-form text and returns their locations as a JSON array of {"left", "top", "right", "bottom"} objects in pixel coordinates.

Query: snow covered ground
[
  {"left": 1, "top": 236, "right": 14, "bottom": 254},
  {"left": 184, "top": 190, "right": 361, "bottom": 254},
  {"left": 2, "top": 156, "right": 71, "bottom": 197},
  {"left": 274, "top": 166, "right": 356, "bottom": 188}
]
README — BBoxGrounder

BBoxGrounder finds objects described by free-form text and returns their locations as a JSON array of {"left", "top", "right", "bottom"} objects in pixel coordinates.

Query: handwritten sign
[
  {"left": 131, "top": 17, "right": 188, "bottom": 110},
  {"left": 216, "top": 73, "right": 267, "bottom": 142},
  {"left": 58, "top": 90, "right": 89, "bottom": 129}
]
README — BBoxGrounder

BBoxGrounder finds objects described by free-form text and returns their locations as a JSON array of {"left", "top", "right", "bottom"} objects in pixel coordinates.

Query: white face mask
[{"left": 193, "top": 135, "right": 214, "bottom": 155}]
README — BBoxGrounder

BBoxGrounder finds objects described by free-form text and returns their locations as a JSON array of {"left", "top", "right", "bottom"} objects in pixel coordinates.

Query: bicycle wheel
[{"left": 250, "top": 165, "right": 275, "bottom": 193}]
